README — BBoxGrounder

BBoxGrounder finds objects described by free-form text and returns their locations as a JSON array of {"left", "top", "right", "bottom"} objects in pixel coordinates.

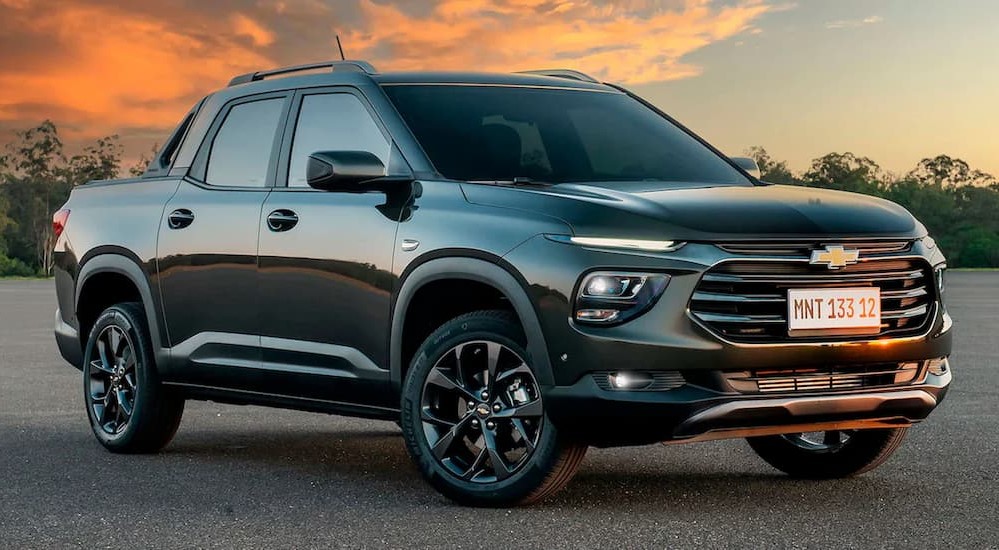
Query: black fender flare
[
  {"left": 390, "top": 256, "right": 553, "bottom": 391},
  {"left": 75, "top": 251, "right": 167, "bottom": 361}
]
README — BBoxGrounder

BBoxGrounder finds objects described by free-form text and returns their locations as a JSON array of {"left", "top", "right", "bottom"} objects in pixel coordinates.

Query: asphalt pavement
[{"left": 0, "top": 274, "right": 996, "bottom": 549}]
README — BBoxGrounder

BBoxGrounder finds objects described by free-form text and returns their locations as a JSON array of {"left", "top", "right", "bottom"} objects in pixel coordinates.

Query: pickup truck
[{"left": 53, "top": 61, "right": 952, "bottom": 506}]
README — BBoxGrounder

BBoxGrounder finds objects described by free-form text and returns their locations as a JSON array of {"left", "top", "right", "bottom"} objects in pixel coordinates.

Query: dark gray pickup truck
[{"left": 53, "top": 61, "right": 952, "bottom": 506}]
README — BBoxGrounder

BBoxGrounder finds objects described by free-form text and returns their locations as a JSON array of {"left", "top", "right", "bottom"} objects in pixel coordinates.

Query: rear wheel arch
[
  {"left": 391, "top": 255, "right": 553, "bottom": 393},
  {"left": 75, "top": 252, "right": 165, "bottom": 359}
]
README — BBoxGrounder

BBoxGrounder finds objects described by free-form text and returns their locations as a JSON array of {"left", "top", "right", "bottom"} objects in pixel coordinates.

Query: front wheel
[
  {"left": 401, "top": 310, "right": 587, "bottom": 507},
  {"left": 747, "top": 428, "right": 908, "bottom": 479}
]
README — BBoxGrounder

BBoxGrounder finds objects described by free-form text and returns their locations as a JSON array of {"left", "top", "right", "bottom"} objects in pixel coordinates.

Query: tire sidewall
[
  {"left": 400, "top": 313, "right": 564, "bottom": 506},
  {"left": 82, "top": 304, "right": 156, "bottom": 450}
]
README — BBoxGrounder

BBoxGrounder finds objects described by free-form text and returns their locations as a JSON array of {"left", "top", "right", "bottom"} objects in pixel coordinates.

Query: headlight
[
  {"left": 547, "top": 234, "right": 685, "bottom": 253},
  {"left": 934, "top": 264, "right": 947, "bottom": 296},
  {"left": 574, "top": 272, "right": 670, "bottom": 325}
]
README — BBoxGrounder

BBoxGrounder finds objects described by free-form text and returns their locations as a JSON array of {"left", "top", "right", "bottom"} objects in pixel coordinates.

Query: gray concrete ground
[{"left": 0, "top": 274, "right": 996, "bottom": 549}]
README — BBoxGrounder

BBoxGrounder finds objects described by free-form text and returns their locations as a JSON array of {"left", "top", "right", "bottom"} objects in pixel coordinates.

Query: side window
[
  {"left": 288, "top": 93, "right": 390, "bottom": 187},
  {"left": 205, "top": 98, "right": 284, "bottom": 187}
]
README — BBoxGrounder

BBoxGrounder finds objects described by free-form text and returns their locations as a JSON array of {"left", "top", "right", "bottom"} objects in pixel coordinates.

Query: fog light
[
  {"left": 927, "top": 358, "right": 948, "bottom": 376},
  {"left": 607, "top": 371, "right": 653, "bottom": 390},
  {"left": 576, "top": 309, "right": 620, "bottom": 322}
]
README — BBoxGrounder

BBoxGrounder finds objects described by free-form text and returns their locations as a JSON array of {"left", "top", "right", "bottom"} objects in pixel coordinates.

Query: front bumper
[{"left": 546, "top": 362, "right": 951, "bottom": 446}]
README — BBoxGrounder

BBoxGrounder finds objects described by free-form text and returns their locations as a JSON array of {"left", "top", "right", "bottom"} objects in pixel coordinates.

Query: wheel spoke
[
  {"left": 98, "top": 391, "right": 115, "bottom": 425},
  {"left": 95, "top": 340, "right": 114, "bottom": 374},
  {"left": 823, "top": 430, "right": 841, "bottom": 445},
  {"left": 462, "top": 447, "right": 490, "bottom": 480},
  {"left": 116, "top": 390, "right": 133, "bottom": 418},
  {"left": 426, "top": 368, "right": 477, "bottom": 402},
  {"left": 109, "top": 327, "right": 123, "bottom": 357},
  {"left": 510, "top": 419, "right": 535, "bottom": 451},
  {"left": 481, "top": 428, "right": 513, "bottom": 481},
  {"left": 421, "top": 407, "right": 458, "bottom": 428},
  {"left": 495, "top": 362, "right": 531, "bottom": 384},
  {"left": 123, "top": 373, "right": 137, "bottom": 391},
  {"left": 483, "top": 341, "right": 502, "bottom": 392},
  {"left": 431, "top": 415, "right": 473, "bottom": 460},
  {"left": 492, "top": 398, "right": 543, "bottom": 419}
]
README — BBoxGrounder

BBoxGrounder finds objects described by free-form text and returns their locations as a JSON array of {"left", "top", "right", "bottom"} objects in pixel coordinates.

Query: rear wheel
[
  {"left": 747, "top": 428, "right": 908, "bottom": 479},
  {"left": 401, "top": 310, "right": 587, "bottom": 507},
  {"left": 83, "top": 302, "right": 184, "bottom": 453}
]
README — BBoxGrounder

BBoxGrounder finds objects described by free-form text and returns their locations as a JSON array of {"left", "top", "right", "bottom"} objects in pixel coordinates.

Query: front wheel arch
[{"left": 391, "top": 256, "right": 554, "bottom": 393}]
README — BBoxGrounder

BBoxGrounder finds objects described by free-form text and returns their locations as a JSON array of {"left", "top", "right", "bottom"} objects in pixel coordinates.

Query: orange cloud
[
  {"left": 344, "top": 0, "right": 773, "bottom": 83},
  {"left": 0, "top": 0, "right": 773, "bottom": 156},
  {"left": 232, "top": 13, "right": 276, "bottom": 47},
  {"left": 0, "top": 3, "right": 272, "bottom": 139}
]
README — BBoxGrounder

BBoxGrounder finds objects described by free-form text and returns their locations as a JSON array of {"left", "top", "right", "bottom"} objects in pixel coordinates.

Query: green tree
[
  {"left": 908, "top": 154, "right": 997, "bottom": 188},
  {"left": 802, "top": 152, "right": 883, "bottom": 195},
  {"left": 745, "top": 146, "right": 798, "bottom": 184},
  {"left": 128, "top": 143, "right": 159, "bottom": 177},
  {"left": 0, "top": 121, "right": 122, "bottom": 274}
]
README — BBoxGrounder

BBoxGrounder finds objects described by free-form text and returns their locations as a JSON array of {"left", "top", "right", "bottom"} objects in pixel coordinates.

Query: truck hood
[{"left": 461, "top": 182, "right": 923, "bottom": 241}]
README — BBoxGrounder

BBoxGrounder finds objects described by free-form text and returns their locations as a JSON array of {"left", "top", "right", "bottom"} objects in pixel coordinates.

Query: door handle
[
  {"left": 167, "top": 209, "right": 195, "bottom": 229},
  {"left": 266, "top": 209, "right": 299, "bottom": 232}
]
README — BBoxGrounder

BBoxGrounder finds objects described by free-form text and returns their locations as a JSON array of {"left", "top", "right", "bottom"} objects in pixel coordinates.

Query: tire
[
  {"left": 401, "top": 310, "right": 587, "bottom": 507},
  {"left": 82, "top": 302, "right": 184, "bottom": 453},
  {"left": 747, "top": 427, "right": 908, "bottom": 479}
]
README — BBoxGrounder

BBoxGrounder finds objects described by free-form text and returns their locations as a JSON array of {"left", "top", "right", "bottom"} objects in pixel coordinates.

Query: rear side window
[
  {"left": 287, "top": 93, "right": 390, "bottom": 187},
  {"left": 206, "top": 98, "right": 284, "bottom": 187}
]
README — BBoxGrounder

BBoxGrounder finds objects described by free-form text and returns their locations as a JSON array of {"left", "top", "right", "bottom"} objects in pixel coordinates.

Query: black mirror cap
[
  {"left": 306, "top": 151, "right": 386, "bottom": 190},
  {"left": 729, "top": 156, "right": 762, "bottom": 180}
]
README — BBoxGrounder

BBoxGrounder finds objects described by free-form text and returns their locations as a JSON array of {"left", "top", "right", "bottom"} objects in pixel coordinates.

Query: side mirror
[
  {"left": 307, "top": 151, "right": 386, "bottom": 190},
  {"left": 729, "top": 157, "right": 761, "bottom": 180}
]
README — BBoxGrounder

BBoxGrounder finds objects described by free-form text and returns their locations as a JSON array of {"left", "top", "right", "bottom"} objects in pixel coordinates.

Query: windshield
[{"left": 382, "top": 84, "right": 749, "bottom": 185}]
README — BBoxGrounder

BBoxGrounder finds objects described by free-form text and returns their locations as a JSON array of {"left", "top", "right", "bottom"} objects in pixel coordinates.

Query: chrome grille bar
[{"left": 690, "top": 255, "right": 935, "bottom": 343}]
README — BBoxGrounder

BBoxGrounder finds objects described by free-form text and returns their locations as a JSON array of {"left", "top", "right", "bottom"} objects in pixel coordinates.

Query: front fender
[{"left": 390, "top": 255, "right": 553, "bottom": 392}]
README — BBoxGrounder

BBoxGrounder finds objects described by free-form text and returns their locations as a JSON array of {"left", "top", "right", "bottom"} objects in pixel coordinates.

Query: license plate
[{"left": 787, "top": 287, "right": 881, "bottom": 336}]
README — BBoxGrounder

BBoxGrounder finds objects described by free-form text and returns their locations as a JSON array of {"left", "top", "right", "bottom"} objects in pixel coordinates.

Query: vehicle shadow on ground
[{"left": 160, "top": 428, "right": 903, "bottom": 510}]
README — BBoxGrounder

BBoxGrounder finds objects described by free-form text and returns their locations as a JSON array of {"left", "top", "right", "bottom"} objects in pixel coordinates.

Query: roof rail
[
  {"left": 228, "top": 60, "right": 378, "bottom": 87},
  {"left": 516, "top": 69, "right": 600, "bottom": 83}
]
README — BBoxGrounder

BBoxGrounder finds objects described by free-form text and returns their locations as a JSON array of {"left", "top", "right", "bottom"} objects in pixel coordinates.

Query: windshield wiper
[{"left": 469, "top": 177, "right": 551, "bottom": 187}]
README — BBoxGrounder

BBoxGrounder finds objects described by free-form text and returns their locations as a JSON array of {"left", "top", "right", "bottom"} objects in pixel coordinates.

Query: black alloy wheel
[
  {"left": 747, "top": 427, "right": 908, "bottom": 479},
  {"left": 87, "top": 324, "right": 138, "bottom": 435},
  {"left": 401, "top": 310, "right": 587, "bottom": 507},
  {"left": 420, "top": 339, "right": 544, "bottom": 482}
]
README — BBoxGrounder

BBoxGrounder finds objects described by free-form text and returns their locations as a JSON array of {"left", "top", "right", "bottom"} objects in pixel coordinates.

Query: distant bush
[{"left": 0, "top": 254, "right": 38, "bottom": 277}]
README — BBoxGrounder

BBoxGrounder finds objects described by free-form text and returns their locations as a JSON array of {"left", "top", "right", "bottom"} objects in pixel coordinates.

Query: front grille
[
  {"left": 690, "top": 257, "right": 935, "bottom": 342},
  {"left": 717, "top": 241, "right": 912, "bottom": 256},
  {"left": 724, "top": 362, "right": 922, "bottom": 394}
]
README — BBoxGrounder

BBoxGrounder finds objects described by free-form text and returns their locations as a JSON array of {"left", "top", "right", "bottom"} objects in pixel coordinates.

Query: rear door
[
  {"left": 255, "top": 88, "right": 404, "bottom": 407},
  {"left": 157, "top": 92, "right": 289, "bottom": 386}
]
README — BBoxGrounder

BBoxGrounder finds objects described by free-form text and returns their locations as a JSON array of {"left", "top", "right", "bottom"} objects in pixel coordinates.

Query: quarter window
[
  {"left": 205, "top": 98, "right": 284, "bottom": 187},
  {"left": 288, "top": 94, "right": 390, "bottom": 187}
]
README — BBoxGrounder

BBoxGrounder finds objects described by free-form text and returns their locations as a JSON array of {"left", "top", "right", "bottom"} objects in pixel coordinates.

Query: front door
[{"left": 256, "top": 89, "right": 405, "bottom": 407}]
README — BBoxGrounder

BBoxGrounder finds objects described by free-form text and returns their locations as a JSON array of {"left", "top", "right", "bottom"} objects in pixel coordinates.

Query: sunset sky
[{"left": 1, "top": 0, "right": 996, "bottom": 176}]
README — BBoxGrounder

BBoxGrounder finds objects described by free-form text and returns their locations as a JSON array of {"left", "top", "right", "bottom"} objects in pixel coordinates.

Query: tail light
[{"left": 52, "top": 209, "right": 70, "bottom": 239}]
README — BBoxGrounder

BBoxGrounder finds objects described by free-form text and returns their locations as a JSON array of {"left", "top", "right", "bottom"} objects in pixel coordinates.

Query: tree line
[
  {"left": 746, "top": 147, "right": 999, "bottom": 267},
  {"left": 0, "top": 121, "right": 997, "bottom": 276}
]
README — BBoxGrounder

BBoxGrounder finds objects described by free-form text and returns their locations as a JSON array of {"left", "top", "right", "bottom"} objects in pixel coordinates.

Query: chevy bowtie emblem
[{"left": 810, "top": 245, "right": 860, "bottom": 269}]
